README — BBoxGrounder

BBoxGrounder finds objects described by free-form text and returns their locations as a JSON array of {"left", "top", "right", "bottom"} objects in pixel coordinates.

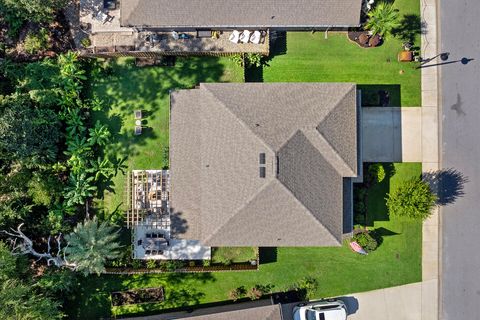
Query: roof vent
[
  {"left": 259, "top": 153, "right": 266, "bottom": 165},
  {"left": 259, "top": 167, "right": 266, "bottom": 178}
]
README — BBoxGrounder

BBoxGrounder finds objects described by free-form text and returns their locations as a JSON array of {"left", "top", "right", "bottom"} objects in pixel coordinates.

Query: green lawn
[
  {"left": 89, "top": 57, "right": 244, "bottom": 218},
  {"left": 211, "top": 247, "right": 258, "bottom": 264},
  {"left": 251, "top": 0, "right": 421, "bottom": 106},
  {"left": 67, "top": 163, "right": 422, "bottom": 319}
]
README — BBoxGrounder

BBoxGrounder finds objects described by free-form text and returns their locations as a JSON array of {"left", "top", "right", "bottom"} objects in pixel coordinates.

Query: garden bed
[
  {"left": 111, "top": 287, "right": 165, "bottom": 307},
  {"left": 211, "top": 247, "right": 258, "bottom": 265}
]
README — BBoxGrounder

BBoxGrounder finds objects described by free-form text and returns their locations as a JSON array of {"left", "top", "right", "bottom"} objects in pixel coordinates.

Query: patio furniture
[
  {"left": 137, "top": 239, "right": 142, "bottom": 246},
  {"left": 134, "top": 126, "right": 142, "bottom": 135},
  {"left": 239, "top": 30, "right": 251, "bottom": 43},
  {"left": 178, "top": 33, "right": 191, "bottom": 40},
  {"left": 146, "top": 233, "right": 152, "bottom": 238},
  {"left": 103, "top": 0, "right": 117, "bottom": 10},
  {"left": 229, "top": 30, "right": 240, "bottom": 43},
  {"left": 145, "top": 250, "right": 151, "bottom": 255},
  {"left": 134, "top": 110, "right": 142, "bottom": 119},
  {"left": 135, "top": 119, "right": 142, "bottom": 126},
  {"left": 250, "top": 31, "right": 262, "bottom": 44},
  {"left": 196, "top": 30, "right": 211, "bottom": 38},
  {"left": 172, "top": 31, "right": 179, "bottom": 40}
]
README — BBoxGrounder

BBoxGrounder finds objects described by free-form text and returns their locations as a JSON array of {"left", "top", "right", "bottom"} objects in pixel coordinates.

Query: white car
[{"left": 293, "top": 299, "right": 348, "bottom": 320}]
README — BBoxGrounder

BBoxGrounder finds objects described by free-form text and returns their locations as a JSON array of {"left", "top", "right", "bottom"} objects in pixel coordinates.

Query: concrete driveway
[{"left": 362, "top": 107, "right": 422, "bottom": 163}]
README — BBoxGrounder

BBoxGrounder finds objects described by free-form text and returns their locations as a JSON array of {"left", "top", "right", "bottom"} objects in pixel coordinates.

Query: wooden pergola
[{"left": 125, "top": 170, "right": 169, "bottom": 228}]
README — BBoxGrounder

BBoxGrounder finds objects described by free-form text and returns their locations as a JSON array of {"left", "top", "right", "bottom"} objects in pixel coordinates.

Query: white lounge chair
[
  {"left": 229, "top": 30, "right": 240, "bottom": 43},
  {"left": 250, "top": 31, "right": 262, "bottom": 44},
  {"left": 239, "top": 30, "right": 251, "bottom": 43}
]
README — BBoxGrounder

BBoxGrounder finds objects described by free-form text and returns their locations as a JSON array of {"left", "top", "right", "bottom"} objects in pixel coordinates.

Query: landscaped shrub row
[{"left": 104, "top": 262, "right": 258, "bottom": 275}]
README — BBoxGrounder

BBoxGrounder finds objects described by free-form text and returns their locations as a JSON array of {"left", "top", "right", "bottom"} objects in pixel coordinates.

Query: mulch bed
[
  {"left": 111, "top": 287, "right": 165, "bottom": 307},
  {"left": 347, "top": 31, "right": 383, "bottom": 48}
]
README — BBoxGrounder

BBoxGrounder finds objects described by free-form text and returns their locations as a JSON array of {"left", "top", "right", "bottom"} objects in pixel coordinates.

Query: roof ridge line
[
  {"left": 306, "top": 128, "right": 356, "bottom": 177},
  {"left": 274, "top": 180, "right": 341, "bottom": 244},
  {"left": 316, "top": 84, "right": 357, "bottom": 175}
]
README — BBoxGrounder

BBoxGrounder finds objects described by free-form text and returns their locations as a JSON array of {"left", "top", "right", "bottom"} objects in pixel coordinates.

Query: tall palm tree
[
  {"left": 64, "top": 218, "right": 122, "bottom": 276},
  {"left": 364, "top": 2, "right": 401, "bottom": 37}
]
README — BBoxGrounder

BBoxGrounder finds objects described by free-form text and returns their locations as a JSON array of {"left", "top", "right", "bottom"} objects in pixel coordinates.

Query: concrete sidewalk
[{"left": 420, "top": 0, "right": 440, "bottom": 318}]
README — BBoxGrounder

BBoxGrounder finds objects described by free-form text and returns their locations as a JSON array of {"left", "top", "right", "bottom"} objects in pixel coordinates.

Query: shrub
[
  {"left": 244, "top": 53, "right": 263, "bottom": 68},
  {"left": 247, "top": 287, "right": 262, "bottom": 300},
  {"left": 228, "top": 286, "right": 246, "bottom": 301},
  {"left": 292, "top": 277, "right": 318, "bottom": 300},
  {"left": 146, "top": 260, "right": 157, "bottom": 269},
  {"left": 247, "top": 284, "right": 273, "bottom": 300},
  {"left": 202, "top": 259, "right": 211, "bottom": 267},
  {"left": 368, "top": 163, "right": 386, "bottom": 183},
  {"left": 230, "top": 53, "right": 263, "bottom": 68},
  {"left": 352, "top": 232, "right": 378, "bottom": 252},
  {"left": 80, "top": 37, "right": 91, "bottom": 48},
  {"left": 24, "top": 29, "right": 49, "bottom": 54},
  {"left": 386, "top": 178, "right": 437, "bottom": 220},
  {"left": 131, "top": 259, "right": 142, "bottom": 269}
]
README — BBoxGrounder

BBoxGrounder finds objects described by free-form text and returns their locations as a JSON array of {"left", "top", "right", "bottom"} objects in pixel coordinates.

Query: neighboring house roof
[
  {"left": 121, "top": 0, "right": 362, "bottom": 28},
  {"left": 121, "top": 301, "right": 282, "bottom": 320},
  {"left": 170, "top": 83, "right": 358, "bottom": 247},
  {"left": 173, "top": 304, "right": 282, "bottom": 320}
]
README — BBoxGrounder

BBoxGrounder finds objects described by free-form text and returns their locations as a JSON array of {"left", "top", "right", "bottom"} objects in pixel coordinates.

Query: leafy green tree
[
  {"left": 364, "top": 2, "right": 401, "bottom": 37},
  {"left": 386, "top": 178, "right": 437, "bottom": 220},
  {"left": 88, "top": 121, "right": 111, "bottom": 146},
  {"left": 0, "top": 243, "right": 63, "bottom": 320},
  {"left": 0, "top": 94, "right": 60, "bottom": 167},
  {"left": 0, "top": 0, "right": 68, "bottom": 35},
  {"left": 0, "top": 279, "right": 64, "bottom": 320},
  {"left": 64, "top": 218, "right": 122, "bottom": 276},
  {"left": 64, "top": 173, "right": 97, "bottom": 206}
]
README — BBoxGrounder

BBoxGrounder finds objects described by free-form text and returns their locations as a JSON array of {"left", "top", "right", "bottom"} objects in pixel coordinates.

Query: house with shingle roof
[
  {"left": 121, "top": 0, "right": 362, "bottom": 29},
  {"left": 169, "top": 83, "right": 361, "bottom": 247},
  {"left": 78, "top": 0, "right": 362, "bottom": 56}
]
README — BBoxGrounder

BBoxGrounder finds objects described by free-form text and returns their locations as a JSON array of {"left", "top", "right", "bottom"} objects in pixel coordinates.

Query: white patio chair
[
  {"left": 239, "top": 30, "right": 251, "bottom": 43},
  {"left": 229, "top": 30, "right": 240, "bottom": 43},
  {"left": 250, "top": 31, "right": 262, "bottom": 44}
]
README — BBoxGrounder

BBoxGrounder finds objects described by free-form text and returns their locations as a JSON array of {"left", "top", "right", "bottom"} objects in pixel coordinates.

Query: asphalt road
[{"left": 439, "top": 0, "right": 480, "bottom": 319}]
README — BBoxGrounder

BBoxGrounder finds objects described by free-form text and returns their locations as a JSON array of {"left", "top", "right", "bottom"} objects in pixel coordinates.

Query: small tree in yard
[
  {"left": 368, "top": 163, "right": 386, "bottom": 184},
  {"left": 364, "top": 2, "right": 401, "bottom": 37},
  {"left": 386, "top": 178, "right": 437, "bottom": 220}
]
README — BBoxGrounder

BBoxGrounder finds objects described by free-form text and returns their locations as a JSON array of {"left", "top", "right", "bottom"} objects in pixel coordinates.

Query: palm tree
[
  {"left": 87, "top": 121, "right": 111, "bottom": 147},
  {"left": 64, "top": 173, "right": 97, "bottom": 206},
  {"left": 364, "top": 2, "right": 401, "bottom": 37},
  {"left": 64, "top": 218, "right": 122, "bottom": 276}
]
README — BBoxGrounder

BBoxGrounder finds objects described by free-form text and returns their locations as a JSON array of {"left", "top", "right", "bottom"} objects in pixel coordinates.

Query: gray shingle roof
[
  {"left": 170, "top": 83, "right": 358, "bottom": 246},
  {"left": 121, "top": 0, "right": 362, "bottom": 28}
]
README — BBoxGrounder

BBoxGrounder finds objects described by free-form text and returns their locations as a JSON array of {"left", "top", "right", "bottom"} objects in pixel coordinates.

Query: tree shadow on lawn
[{"left": 393, "top": 14, "right": 426, "bottom": 50}]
